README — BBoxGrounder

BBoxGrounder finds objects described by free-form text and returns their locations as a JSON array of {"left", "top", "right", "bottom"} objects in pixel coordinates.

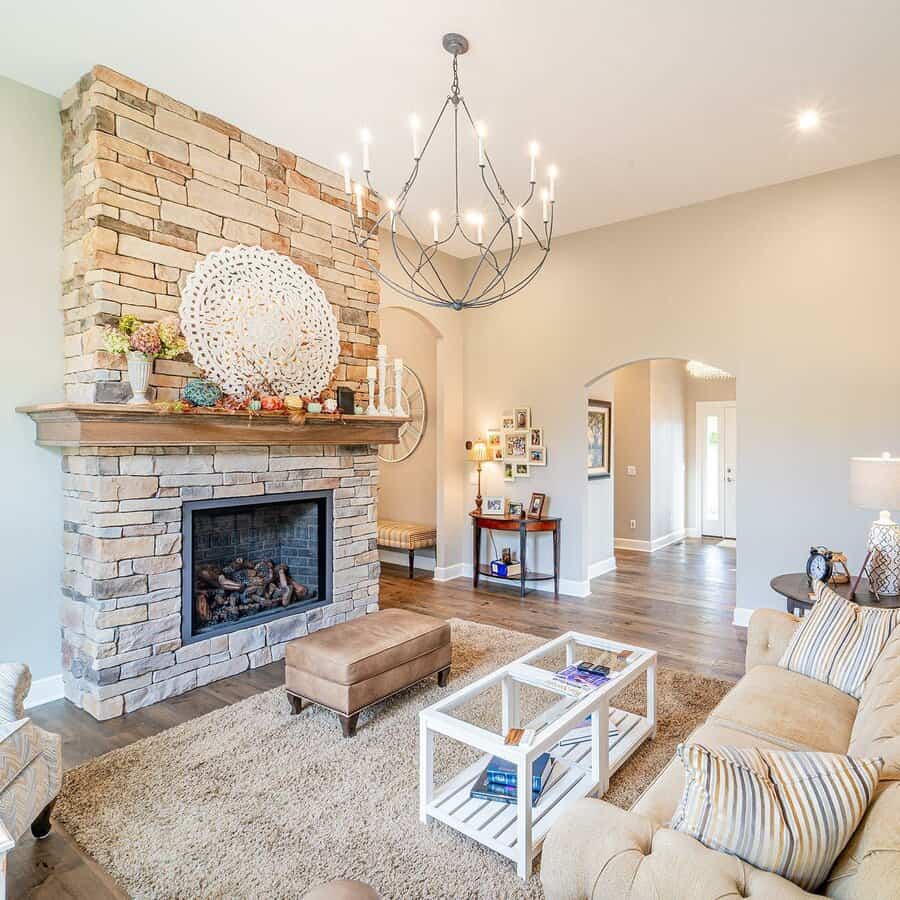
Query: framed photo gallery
[{"left": 490, "top": 408, "right": 546, "bottom": 480}]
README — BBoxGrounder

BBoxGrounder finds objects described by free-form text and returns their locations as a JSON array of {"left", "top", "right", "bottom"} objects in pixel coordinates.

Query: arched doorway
[{"left": 584, "top": 357, "right": 737, "bottom": 591}]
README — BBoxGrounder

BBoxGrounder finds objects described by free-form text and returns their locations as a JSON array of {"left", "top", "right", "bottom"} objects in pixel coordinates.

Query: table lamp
[
  {"left": 850, "top": 452, "right": 900, "bottom": 596},
  {"left": 467, "top": 438, "right": 488, "bottom": 513}
]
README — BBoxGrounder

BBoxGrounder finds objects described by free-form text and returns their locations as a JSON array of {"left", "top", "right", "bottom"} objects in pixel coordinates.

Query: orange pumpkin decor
[{"left": 260, "top": 395, "right": 284, "bottom": 411}]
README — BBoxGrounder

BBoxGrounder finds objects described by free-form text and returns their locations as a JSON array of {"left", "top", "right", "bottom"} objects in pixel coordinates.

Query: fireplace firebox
[{"left": 181, "top": 490, "right": 333, "bottom": 644}]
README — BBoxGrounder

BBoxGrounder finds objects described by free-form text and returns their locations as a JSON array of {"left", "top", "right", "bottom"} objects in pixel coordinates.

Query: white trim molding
[
  {"left": 24, "top": 673, "right": 64, "bottom": 709},
  {"left": 437, "top": 563, "right": 590, "bottom": 598},
  {"left": 732, "top": 607, "right": 754, "bottom": 628},
  {"left": 433, "top": 563, "right": 468, "bottom": 582},
  {"left": 588, "top": 556, "right": 617, "bottom": 579},
  {"left": 615, "top": 529, "right": 686, "bottom": 553},
  {"left": 378, "top": 548, "right": 436, "bottom": 572}
]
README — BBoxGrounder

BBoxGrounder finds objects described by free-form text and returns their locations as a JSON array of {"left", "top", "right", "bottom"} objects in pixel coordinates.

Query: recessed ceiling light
[{"left": 796, "top": 109, "right": 821, "bottom": 132}]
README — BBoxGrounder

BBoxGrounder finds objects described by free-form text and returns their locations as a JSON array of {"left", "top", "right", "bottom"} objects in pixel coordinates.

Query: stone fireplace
[
  {"left": 16, "top": 64, "right": 405, "bottom": 720},
  {"left": 182, "top": 490, "right": 332, "bottom": 643}
]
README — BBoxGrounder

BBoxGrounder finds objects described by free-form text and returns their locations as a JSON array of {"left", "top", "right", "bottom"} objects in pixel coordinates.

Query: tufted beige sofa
[{"left": 541, "top": 608, "right": 900, "bottom": 899}]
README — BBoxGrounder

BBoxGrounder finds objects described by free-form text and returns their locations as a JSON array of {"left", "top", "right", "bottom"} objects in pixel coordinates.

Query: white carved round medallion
[{"left": 180, "top": 245, "right": 340, "bottom": 398}]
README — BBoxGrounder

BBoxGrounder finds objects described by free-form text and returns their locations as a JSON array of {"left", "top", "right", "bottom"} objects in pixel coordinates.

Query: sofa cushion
[
  {"left": 284, "top": 609, "right": 450, "bottom": 684},
  {"left": 824, "top": 780, "right": 900, "bottom": 899},
  {"left": 849, "top": 629, "right": 900, "bottom": 780},
  {"left": 707, "top": 664, "right": 857, "bottom": 752},
  {"left": 671, "top": 743, "right": 883, "bottom": 892},
  {"left": 632, "top": 721, "right": 787, "bottom": 825},
  {"left": 779, "top": 580, "right": 900, "bottom": 699}
]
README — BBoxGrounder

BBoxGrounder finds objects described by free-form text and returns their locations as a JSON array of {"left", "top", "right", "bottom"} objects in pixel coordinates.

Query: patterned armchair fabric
[{"left": 0, "top": 664, "right": 62, "bottom": 899}]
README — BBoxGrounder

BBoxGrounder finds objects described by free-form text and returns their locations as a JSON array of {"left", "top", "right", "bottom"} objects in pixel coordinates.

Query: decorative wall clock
[
  {"left": 378, "top": 364, "right": 426, "bottom": 463},
  {"left": 180, "top": 245, "right": 340, "bottom": 398}
]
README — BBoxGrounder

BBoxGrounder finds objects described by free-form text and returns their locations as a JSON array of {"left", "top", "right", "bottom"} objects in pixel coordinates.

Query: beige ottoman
[
  {"left": 285, "top": 608, "right": 451, "bottom": 737},
  {"left": 301, "top": 880, "right": 379, "bottom": 899}
]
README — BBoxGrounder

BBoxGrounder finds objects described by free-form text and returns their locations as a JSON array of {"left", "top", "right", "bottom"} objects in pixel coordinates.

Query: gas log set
[{"left": 194, "top": 558, "right": 316, "bottom": 629}]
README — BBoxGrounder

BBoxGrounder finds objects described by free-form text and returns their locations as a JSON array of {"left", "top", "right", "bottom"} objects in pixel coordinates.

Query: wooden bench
[{"left": 377, "top": 520, "right": 437, "bottom": 578}]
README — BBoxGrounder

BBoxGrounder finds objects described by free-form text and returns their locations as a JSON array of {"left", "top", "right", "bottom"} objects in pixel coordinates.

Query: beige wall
[
  {"left": 462, "top": 155, "right": 900, "bottom": 612},
  {"left": 650, "top": 359, "right": 686, "bottom": 543},
  {"left": 684, "top": 375, "right": 737, "bottom": 534},
  {"left": 613, "top": 362, "right": 651, "bottom": 542},
  {"left": 377, "top": 307, "right": 438, "bottom": 532},
  {"left": 1, "top": 76, "right": 64, "bottom": 681}
]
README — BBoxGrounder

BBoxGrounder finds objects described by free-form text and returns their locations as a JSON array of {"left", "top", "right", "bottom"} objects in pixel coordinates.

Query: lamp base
[{"left": 867, "top": 518, "right": 900, "bottom": 596}]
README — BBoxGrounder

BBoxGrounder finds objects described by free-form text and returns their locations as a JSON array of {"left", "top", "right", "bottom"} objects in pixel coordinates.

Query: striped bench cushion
[
  {"left": 377, "top": 520, "right": 437, "bottom": 551},
  {"left": 779, "top": 579, "right": 900, "bottom": 699},
  {"left": 671, "top": 742, "right": 883, "bottom": 892}
]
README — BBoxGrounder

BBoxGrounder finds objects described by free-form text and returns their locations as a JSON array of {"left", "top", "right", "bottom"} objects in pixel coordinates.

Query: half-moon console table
[{"left": 470, "top": 513, "right": 561, "bottom": 598}]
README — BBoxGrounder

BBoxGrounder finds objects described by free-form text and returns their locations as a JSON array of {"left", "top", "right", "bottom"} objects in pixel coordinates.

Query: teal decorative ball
[{"left": 184, "top": 378, "right": 222, "bottom": 407}]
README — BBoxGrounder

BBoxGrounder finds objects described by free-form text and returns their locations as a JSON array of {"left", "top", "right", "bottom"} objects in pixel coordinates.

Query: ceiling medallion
[{"left": 339, "top": 33, "right": 557, "bottom": 310}]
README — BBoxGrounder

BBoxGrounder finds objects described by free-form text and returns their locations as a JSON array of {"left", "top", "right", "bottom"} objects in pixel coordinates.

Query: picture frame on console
[
  {"left": 483, "top": 496, "right": 506, "bottom": 516},
  {"left": 528, "top": 492, "right": 547, "bottom": 519},
  {"left": 587, "top": 398, "right": 612, "bottom": 479}
]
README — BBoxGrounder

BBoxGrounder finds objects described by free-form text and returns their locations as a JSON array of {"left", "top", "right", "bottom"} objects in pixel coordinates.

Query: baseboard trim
[
  {"left": 433, "top": 563, "right": 467, "bottom": 582},
  {"left": 685, "top": 527, "right": 701, "bottom": 538},
  {"left": 732, "top": 607, "right": 754, "bottom": 628},
  {"left": 614, "top": 537, "right": 652, "bottom": 552},
  {"left": 615, "top": 529, "right": 687, "bottom": 553},
  {"left": 588, "top": 556, "right": 617, "bottom": 579},
  {"left": 378, "top": 549, "right": 435, "bottom": 572},
  {"left": 24, "top": 673, "right": 64, "bottom": 709}
]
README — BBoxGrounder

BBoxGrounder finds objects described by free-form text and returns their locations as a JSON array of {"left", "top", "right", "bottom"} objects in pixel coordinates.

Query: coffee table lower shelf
[{"left": 424, "top": 706, "right": 652, "bottom": 870}]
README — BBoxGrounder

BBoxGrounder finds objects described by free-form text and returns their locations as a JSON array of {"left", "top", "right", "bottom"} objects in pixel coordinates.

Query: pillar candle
[{"left": 393, "top": 358, "right": 405, "bottom": 417}]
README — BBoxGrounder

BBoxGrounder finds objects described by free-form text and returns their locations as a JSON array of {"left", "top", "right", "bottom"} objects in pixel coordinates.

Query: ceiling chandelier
[{"left": 339, "top": 33, "right": 557, "bottom": 311}]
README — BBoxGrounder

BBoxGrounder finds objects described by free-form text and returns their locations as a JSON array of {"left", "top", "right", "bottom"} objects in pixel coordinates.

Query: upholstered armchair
[{"left": 0, "top": 664, "right": 62, "bottom": 898}]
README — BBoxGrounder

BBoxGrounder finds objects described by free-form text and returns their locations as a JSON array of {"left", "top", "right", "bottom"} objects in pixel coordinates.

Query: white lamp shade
[{"left": 850, "top": 456, "right": 900, "bottom": 511}]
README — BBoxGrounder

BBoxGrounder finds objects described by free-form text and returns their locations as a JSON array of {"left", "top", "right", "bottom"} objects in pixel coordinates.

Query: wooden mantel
[{"left": 17, "top": 403, "right": 409, "bottom": 448}]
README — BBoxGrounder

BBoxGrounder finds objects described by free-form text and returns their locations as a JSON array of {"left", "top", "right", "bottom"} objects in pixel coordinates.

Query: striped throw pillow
[
  {"left": 778, "top": 579, "right": 900, "bottom": 698},
  {"left": 671, "top": 743, "right": 883, "bottom": 891}
]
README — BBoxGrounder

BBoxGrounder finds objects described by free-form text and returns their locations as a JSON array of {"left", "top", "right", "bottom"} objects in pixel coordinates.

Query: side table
[
  {"left": 470, "top": 513, "right": 561, "bottom": 598},
  {"left": 770, "top": 572, "right": 900, "bottom": 616}
]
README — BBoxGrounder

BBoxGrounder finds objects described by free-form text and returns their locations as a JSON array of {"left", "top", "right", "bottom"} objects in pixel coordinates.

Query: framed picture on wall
[
  {"left": 503, "top": 462, "right": 515, "bottom": 482},
  {"left": 515, "top": 463, "right": 530, "bottom": 477},
  {"left": 529, "top": 446, "right": 546, "bottom": 466},
  {"left": 503, "top": 430, "right": 529, "bottom": 461},
  {"left": 587, "top": 398, "right": 612, "bottom": 479},
  {"left": 529, "top": 427, "right": 543, "bottom": 447},
  {"left": 514, "top": 407, "right": 531, "bottom": 429},
  {"left": 501, "top": 411, "right": 516, "bottom": 431},
  {"left": 487, "top": 429, "right": 503, "bottom": 460}
]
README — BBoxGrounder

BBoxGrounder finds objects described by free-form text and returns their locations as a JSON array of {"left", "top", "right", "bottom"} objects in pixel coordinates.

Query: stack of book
[
  {"left": 469, "top": 753, "right": 553, "bottom": 806},
  {"left": 550, "top": 663, "right": 610, "bottom": 696}
]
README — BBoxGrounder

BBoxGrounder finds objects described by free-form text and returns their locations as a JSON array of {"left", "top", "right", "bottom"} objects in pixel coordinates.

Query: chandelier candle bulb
[
  {"left": 430, "top": 210, "right": 440, "bottom": 243},
  {"left": 387, "top": 197, "right": 396, "bottom": 225},
  {"left": 476, "top": 214, "right": 484, "bottom": 245},
  {"left": 542, "top": 188, "right": 549, "bottom": 223},
  {"left": 360, "top": 128, "right": 371, "bottom": 172},
  {"left": 516, "top": 206, "right": 524, "bottom": 239},
  {"left": 393, "top": 358, "right": 405, "bottom": 417},
  {"left": 354, "top": 183, "right": 364, "bottom": 218},
  {"left": 529, "top": 141, "right": 539, "bottom": 183},
  {"left": 340, "top": 154, "right": 351, "bottom": 194},
  {"left": 548, "top": 165, "right": 558, "bottom": 202}
]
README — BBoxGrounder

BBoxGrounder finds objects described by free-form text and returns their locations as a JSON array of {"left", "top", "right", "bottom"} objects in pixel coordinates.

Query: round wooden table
[
  {"left": 770, "top": 572, "right": 900, "bottom": 616},
  {"left": 470, "top": 512, "right": 561, "bottom": 598}
]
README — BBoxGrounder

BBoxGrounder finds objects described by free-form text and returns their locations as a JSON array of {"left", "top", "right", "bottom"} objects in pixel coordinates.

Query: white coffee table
[{"left": 418, "top": 631, "right": 656, "bottom": 878}]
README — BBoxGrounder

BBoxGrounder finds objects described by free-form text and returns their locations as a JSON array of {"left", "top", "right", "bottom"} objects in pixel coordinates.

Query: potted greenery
[{"left": 103, "top": 315, "right": 187, "bottom": 404}]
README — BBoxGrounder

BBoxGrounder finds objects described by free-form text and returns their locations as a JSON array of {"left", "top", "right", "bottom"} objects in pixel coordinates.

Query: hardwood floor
[{"left": 10, "top": 537, "right": 742, "bottom": 898}]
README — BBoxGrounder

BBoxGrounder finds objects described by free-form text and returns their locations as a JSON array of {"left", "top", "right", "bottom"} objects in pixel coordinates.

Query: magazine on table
[{"left": 557, "top": 716, "right": 620, "bottom": 747}]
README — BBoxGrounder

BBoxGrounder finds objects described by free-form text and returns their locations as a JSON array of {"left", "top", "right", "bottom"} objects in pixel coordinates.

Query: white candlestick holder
[
  {"left": 393, "top": 360, "right": 405, "bottom": 417},
  {"left": 377, "top": 350, "right": 389, "bottom": 415},
  {"left": 366, "top": 377, "right": 377, "bottom": 415}
]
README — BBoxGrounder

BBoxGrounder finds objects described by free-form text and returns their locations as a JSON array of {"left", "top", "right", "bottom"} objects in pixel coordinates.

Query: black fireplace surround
[{"left": 181, "top": 490, "right": 333, "bottom": 644}]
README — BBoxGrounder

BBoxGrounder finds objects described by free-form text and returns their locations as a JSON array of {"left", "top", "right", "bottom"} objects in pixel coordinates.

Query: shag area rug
[{"left": 56, "top": 619, "right": 733, "bottom": 899}]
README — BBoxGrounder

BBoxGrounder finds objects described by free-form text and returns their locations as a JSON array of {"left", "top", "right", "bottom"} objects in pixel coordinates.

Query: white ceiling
[{"left": 3, "top": 0, "right": 900, "bottom": 257}]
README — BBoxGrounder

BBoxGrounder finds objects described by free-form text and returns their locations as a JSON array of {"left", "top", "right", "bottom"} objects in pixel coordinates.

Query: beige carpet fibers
[{"left": 56, "top": 619, "right": 733, "bottom": 899}]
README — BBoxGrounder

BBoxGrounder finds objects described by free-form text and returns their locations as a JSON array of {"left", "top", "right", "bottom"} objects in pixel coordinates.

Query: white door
[{"left": 698, "top": 402, "right": 737, "bottom": 539}]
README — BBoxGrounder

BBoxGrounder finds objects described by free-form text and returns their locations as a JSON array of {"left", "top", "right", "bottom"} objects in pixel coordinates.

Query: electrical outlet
[
  {"left": 626, "top": 465, "right": 637, "bottom": 476},
  {"left": 630, "top": 519, "right": 637, "bottom": 530}
]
